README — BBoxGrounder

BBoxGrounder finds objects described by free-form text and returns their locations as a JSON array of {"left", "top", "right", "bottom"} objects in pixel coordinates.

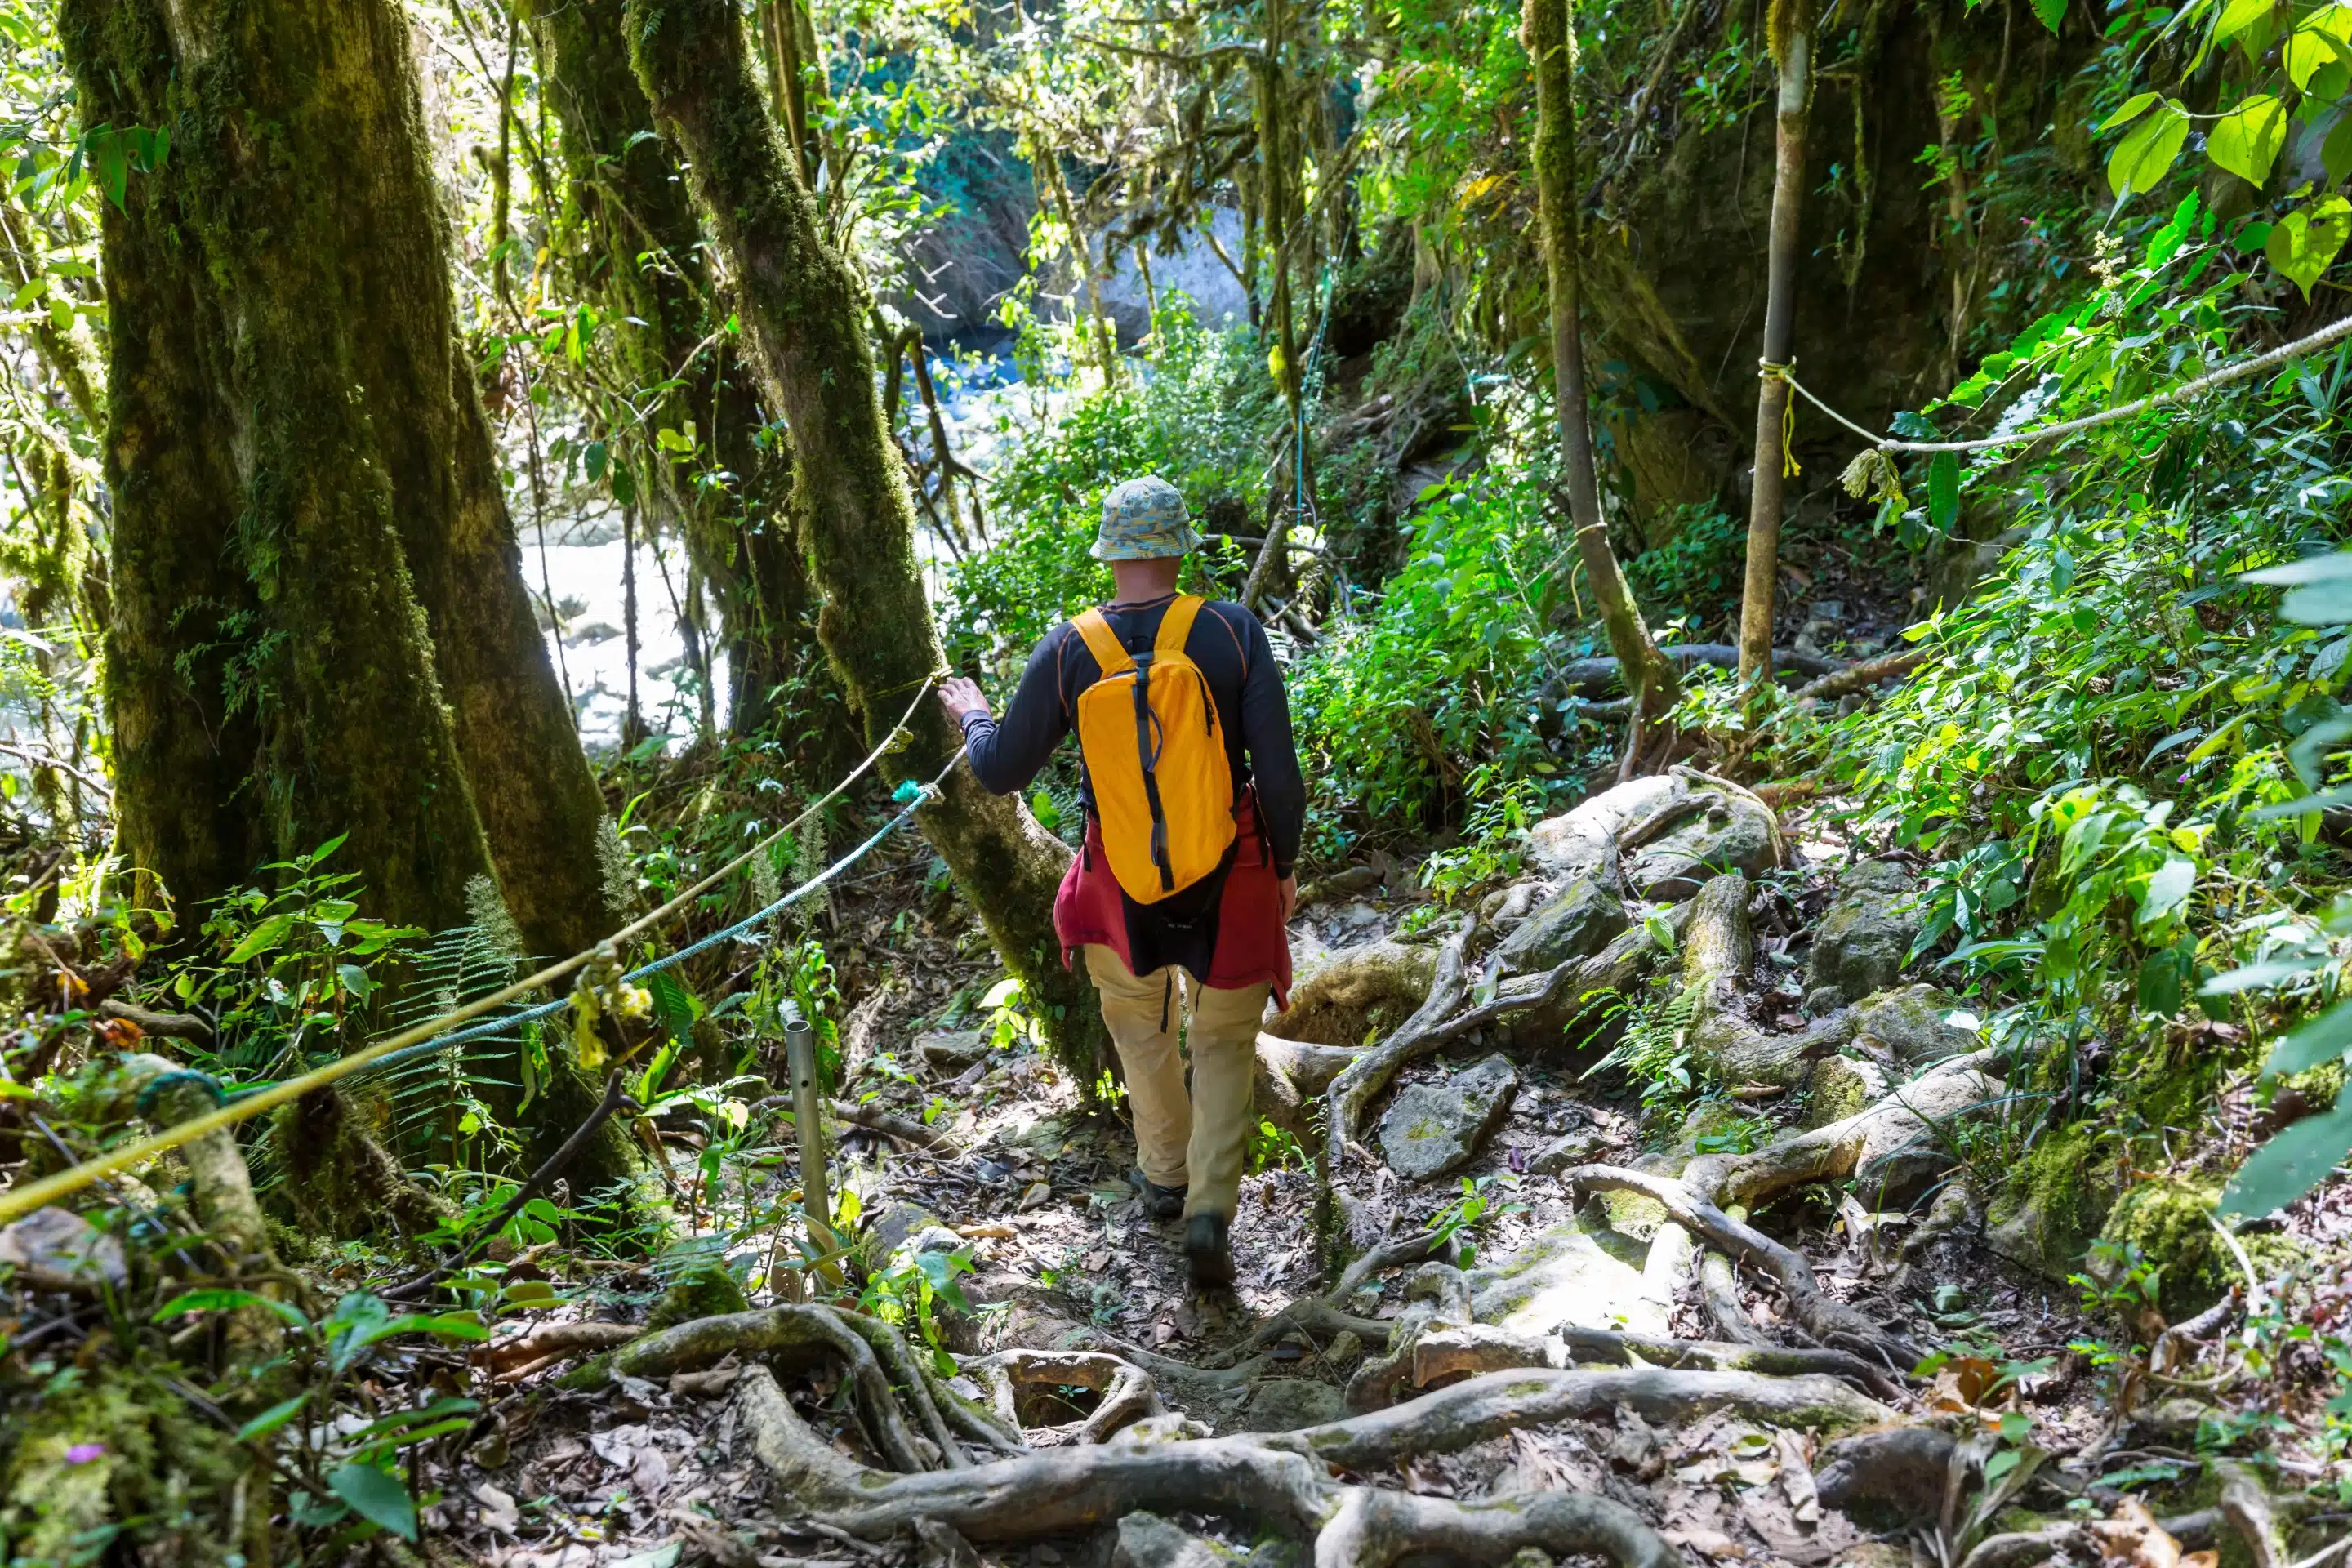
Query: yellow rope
[
  {"left": 0, "top": 674, "right": 951, "bottom": 1230},
  {"left": 1758, "top": 358, "right": 1802, "bottom": 478}
]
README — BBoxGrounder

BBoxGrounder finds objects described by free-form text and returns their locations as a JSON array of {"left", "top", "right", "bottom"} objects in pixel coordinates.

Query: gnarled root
[
  {"left": 965, "top": 1348, "right": 1163, "bottom": 1445},
  {"left": 1559, "top": 1326, "right": 1903, "bottom": 1402},
  {"left": 1562, "top": 1163, "right": 1922, "bottom": 1367},
  {"left": 1315, "top": 1486, "right": 1678, "bottom": 1568},
  {"left": 733, "top": 1364, "right": 1832, "bottom": 1567}
]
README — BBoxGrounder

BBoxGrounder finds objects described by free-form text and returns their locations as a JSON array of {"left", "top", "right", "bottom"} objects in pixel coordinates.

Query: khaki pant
[{"left": 1085, "top": 945, "right": 1267, "bottom": 1221}]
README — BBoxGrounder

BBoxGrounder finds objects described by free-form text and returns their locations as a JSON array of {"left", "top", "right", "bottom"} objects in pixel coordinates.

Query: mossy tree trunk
[
  {"left": 627, "top": 0, "right": 1107, "bottom": 1084},
  {"left": 528, "top": 0, "right": 853, "bottom": 760},
  {"left": 1523, "top": 0, "right": 1681, "bottom": 722},
  {"left": 65, "top": 0, "right": 640, "bottom": 1192}
]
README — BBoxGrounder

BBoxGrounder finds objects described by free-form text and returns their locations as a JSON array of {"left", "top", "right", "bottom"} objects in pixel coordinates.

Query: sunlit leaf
[
  {"left": 2261, "top": 997, "right": 2352, "bottom": 1079},
  {"left": 2206, "top": 95, "right": 2285, "bottom": 186},
  {"left": 2264, "top": 195, "right": 2352, "bottom": 300},
  {"left": 2221, "top": 1101, "right": 2352, "bottom": 1218},
  {"left": 2107, "top": 100, "right": 2190, "bottom": 199}
]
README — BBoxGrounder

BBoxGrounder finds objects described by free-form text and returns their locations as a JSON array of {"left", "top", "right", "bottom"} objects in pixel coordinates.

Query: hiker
[{"left": 940, "top": 474, "right": 1304, "bottom": 1288}]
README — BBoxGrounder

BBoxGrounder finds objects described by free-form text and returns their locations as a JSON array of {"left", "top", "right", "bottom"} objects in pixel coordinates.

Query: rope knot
[
  {"left": 1759, "top": 359, "right": 1802, "bottom": 477},
  {"left": 1840, "top": 448, "right": 1906, "bottom": 508}
]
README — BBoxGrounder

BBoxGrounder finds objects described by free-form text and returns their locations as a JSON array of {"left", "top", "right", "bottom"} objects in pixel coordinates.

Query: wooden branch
[{"left": 1792, "top": 648, "right": 1928, "bottom": 703}]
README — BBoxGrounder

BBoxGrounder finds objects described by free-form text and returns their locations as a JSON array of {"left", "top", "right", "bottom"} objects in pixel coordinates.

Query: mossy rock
[
  {"left": 1804, "top": 1056, "right": 1889, "bottom": 1129},
  {"left": 2093, "top": 1177, "right": 2305, "bottom": 1320},
  {"left": 646, "top": 1262, "right": 751, "bottom": 1331},
  {"left": 1984, "top": 1124, "right": 2118, "bottom": 1281},
  {"left": 0, "top": 1361, "right": 252, "bottom": 1565}
]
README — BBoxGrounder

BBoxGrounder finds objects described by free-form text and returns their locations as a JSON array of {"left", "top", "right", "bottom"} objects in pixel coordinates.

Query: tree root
[
  {"left": 1698, "top": 1249, "right": 1771, "bottom": 1347},
  {"left": 1559, "top": 1326, "right": 1904, "bottom": 1402},
  {"left": 1345, "top": 1263, "right": 1473, "bottom": 1412},
  {"left": 2217, "top": 1459, "right": 2287, "bottom": 1568},
  {"left": 482, "top": 1321, "right": 644, "bottom": 1382},
  {"left": 1562, "top": 1163, "right": 1922, "bottom": 1367},
  {"left": 965, "top": 1348, "right": 1162, "bottom": 1445},
  {"left": 728, "top": 1362, "right": 1869, "bottom": 1561}
]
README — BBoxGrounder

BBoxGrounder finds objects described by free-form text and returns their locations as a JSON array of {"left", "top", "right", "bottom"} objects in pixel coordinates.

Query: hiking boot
[
  {"left": 1130, "top": 1168, "right": 1185, "bottom": 1222},
  {"left": 1184, "top": 1211, "right": 1235, "bottom": 1289}
]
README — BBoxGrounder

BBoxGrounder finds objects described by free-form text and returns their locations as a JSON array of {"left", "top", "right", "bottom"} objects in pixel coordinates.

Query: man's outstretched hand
[{"left": 938, "top": 676, "right": 991, "bottom": 724}]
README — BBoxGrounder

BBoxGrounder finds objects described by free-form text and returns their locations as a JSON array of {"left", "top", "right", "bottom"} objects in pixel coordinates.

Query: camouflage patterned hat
[{"left": 1093, "top": 475, "right": 1203, "bottom": 561}]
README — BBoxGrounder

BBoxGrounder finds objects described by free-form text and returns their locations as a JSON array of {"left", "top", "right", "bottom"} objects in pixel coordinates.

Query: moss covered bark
[
  {"left": 626, "top": 0, "right": 1106, "bottom": 1084},
  {"left": 528, "top": 0, "right": 852, "bottom": 760},
  {"left": 65, "top": 0, "right": 642, "bottom": 1193}
]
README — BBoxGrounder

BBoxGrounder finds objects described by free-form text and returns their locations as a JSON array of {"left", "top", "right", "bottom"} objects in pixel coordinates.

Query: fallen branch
[
  {"left": 1792, "top": 648, "right": 1927, "bottom": 703},
  {"left": 480, "top": 1321, "right": 644, "bottom": 1380},
  {"left": 97, "top": 999, "right": 212, "bottom": 1041},
  {"left": 1550, "top": 643, "right": 1843, "bottom": 700},
  {"left": 831, "top": 1097, "right": 961, "bottom": 1153}
]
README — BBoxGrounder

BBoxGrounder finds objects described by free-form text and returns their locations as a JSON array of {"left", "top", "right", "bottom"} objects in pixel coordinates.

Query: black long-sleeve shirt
[{"left": 960, "top": 593, "right": 1306, "bottom": 876}]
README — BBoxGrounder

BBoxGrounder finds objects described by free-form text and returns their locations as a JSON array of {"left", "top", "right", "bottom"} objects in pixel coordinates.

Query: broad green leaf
[
  {"left": 2138, "top": 857, "right": 2197, "bottom": 925},
  {"left": 2326, "top": 116, "right": 2352, "bottom": 186},
  {"left": 584, "top": 439, "right": 608, "bottom": 482},
  {"left": 1927, "top": 452, "right": 1961, "bottom": 535},
  {"left": 2206, "top": 95, "right": 2286, "bottom": 186},
  {"left": 2031, "top": 0, "right": 2065, "bottom": 31},
  {"left": 154, "top": 1289, "right": 310, "bottom": 1330},
  {"left": 2265, "top": 195, "right": 2352, "bottom": 300},
  {"left": 327, "top": 1463, "right": 417, "bottom": 1542},
  {"left": 224, "top": 911, "right": 296, "bottom": 964},
  {"left": 2213, "top": 0, "right": 2275, "bottom": 47},
  {"left": 644, "top": 970, "right": 704, "bottom": 1038},
  {"left": 234, "top": 1394, "right": 310, "bottom": 1443},
  {"left": 2261, "top": 997, "right": 2352, "bottom": 1078},
  {"left": 2108, "top": 100, "right": 2190, "bottom": 199},
  {"left": 2098, "top": 92, "right": 2160, "bottom": 132},
  {"left": 2247, "top": 550, "right": 2352, "bottom": 622},
  {"left": 2221, "top": 1101, "right": 2352, "bottom": 1218},
  {"left": 2199, "top": 955, "right": 2331, "bottom": 993}
]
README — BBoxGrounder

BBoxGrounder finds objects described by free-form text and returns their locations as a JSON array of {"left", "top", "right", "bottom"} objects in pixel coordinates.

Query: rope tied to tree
[{"left": 1757, "top": 357, "right": 1802, "bottom": 478}]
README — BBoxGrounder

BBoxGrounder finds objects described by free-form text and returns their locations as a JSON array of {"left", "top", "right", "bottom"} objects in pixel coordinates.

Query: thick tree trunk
[
  {"left": 1736, "top": 0, "right": 1814, "bottom": 689},
  {"left": 1523, "top": 0, "right": 1680, "bottom": 720},
  {"left": 65, "top": 0, "right": 640, "bottom": 1193},
  {"left": 528, "top": 0, "right": 853, "bottom": 764},
  {"left": 626, "top": 0, "right": 1107, "bottom": 1083}
]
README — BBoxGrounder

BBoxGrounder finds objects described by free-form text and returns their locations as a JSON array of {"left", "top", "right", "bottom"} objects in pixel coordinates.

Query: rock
[
  {"left": 1526, "top": 775, "right": 1684, "bottom": 880},
  {"left": 1114, "top": 1513, "right": 1247, "bottom": 1568},
  {"left": 1851, "top": 984, "right": 1979, "bottom": 1067},
  {"left": 1468, "top": 1216, "right": 1668, "bottom": 1337},
  {"left": 1284, "top": 938, "right": 1440, "bottom": 1047},
  {"left": 1529, "top": 1127, "right": 1608, "bottom": 1174},
  {"left": 1226, "top": 1378, "right": 1348, "bottom": 1432},
  {"left": 1494, "top": 875, "right": 1628, "bottom": 974},
  {"left": 916, "top": 1029, "right": 990, "bottom": 1073},
  {"left": 1983, "top": 1125, "right": 2116, "bottom": 1281},
  {"left": 1806, "top": 860, "right": 1923, "bottom": 1002},
  {"left": 1378, "top": 1054, "right": 1519, "bottom": 1180},
  {"left": 0, "top": 1207, "right": 127, "bottom": 1292},
  {"left": 1623, "top": 791, "right": 1784, "bottom": 901},
  {"left": 1814, "top": 1426, "right": 1956, "bottom": 1526},
  {"left": 1323, "top": 1330, "right": 1366, "bottom": 1371},
  {"left": 1804, "top": 1056, "right": 1890, "bottom": 1129},
  {"left": 863, "top": 1200, "right": 948, "bottom": 1265},
  {"left": 646, "top": 1263, "right": 750, "bottom": 1331}
]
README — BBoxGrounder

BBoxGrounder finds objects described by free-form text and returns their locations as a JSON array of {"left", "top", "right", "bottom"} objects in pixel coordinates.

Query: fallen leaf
[
  {"left": 1773, "top": 1429, "right": 1820, "bottom": 1525},
  {"left": 1660, "top": 1527, "right": 1753, "bottom": 1561},
  {"left": 1928, "top": 1356, "right": 2000, "bottom": 1411},
  {"left": 1017, "top": 1181, "right": 1052, "bottom": 1211},
  {"left": 1085, "top": 1249, "right": 1111, "bottom": 1271},
  {"left": 470, "top": 1481, "right": 519, "bottom": 1533},
  {"left": 631, "top": 1444, "right": 670, "bottom": 1499},
  {"left": 956, "top": 1223, "right": 1016, "bottom": 1239}
]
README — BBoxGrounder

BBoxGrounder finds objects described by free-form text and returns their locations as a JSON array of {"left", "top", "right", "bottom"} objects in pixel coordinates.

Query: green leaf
[
  {"left": 2029, "top": 0, "right": 2065, "bottom": 30},
  {"left": 1927, "top": 452, "right": 1961, "bottom": 535},
  {"left": 2261, "top": 996, "right": 2352, "bottom": 1078},
  {"left": 2221, "top": 1101, "right": 2352, "bottom": 1218},
  {"left": 2212, "top": 0, "right": 2274, "bottom": 47},
  {"left": 154, "top": 1289, "right": 310, "bottom": 1330},
  {"left": 327, "top": 1463, "right": 417, "bottom": 1542},
  {"left": 224, "top": 911, "right": 296, "bottom": 964},
  {"left": 2207, "top": 95, "right": 2286, "bottom": 187},
  {"left": 2098, "top": 92, "right": 2160, "bottom": 132},
  {"left": 233, "top": 1393, "right": 310, "bottom": 1443},
  {"left": 2265, "top": 194, "right": 2352, "bottom": 300},
  {"left": 2325, "top": 117, "right": 2352, "bottom": 186},
  {"left": 2138, "top": 857, "right": 2197, "bottom": 925},
  {"left": 644, "top": 970, "right": 703, "bottom": 1037},
  {"left": 2108, "top": 100, "right": 2190, "bottom": 199},
  {"left": 584, "top": 439, "right": 608, "bottom": 482}
]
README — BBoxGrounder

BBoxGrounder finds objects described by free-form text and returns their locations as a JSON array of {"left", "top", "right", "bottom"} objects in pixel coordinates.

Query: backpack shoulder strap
[
  {"left": 1071, "top": 608, "right": 1134, "bottom": 677},
  {"left": 1153, "top": 594, "right": 1206, "bottom": 660}
]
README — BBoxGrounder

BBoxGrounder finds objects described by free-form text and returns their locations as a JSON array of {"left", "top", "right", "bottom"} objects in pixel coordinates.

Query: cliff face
[{"left": 1586, "top": 0, "right": 2101, "bottom": 516}]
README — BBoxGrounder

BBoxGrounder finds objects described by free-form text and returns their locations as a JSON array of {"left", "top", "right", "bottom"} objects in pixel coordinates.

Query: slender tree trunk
[
  {"left": 1736, "top": 0, "right": 1815, "bottom": 689},
  {"left": 528, "top": 0, "right": 853, "bottom": 764},
  {"left": 1243, "top": 4, "right": 1309, "bottom": 612},
  {"left": 1523, "top": 0, "right": 1681, "bottom": 718},
  {"left": 66, "top": 0, "right": 640, "bottom": 1193},
  {"left": 1038, "top": 144, "right": 1120, "bottom": 385},
  {"left": 627, "top": 0, "right": 1107, "bottom": 1083}
]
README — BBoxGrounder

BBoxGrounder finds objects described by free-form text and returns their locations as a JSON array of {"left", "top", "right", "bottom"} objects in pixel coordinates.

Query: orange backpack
[{"left": 1071, "top": 595, "right": 1237, "bottom": 903}]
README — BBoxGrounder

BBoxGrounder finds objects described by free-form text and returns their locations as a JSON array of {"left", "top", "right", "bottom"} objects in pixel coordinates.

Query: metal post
[{"left": 783, "top": 1000, "right": 842, "bottom": 1286}]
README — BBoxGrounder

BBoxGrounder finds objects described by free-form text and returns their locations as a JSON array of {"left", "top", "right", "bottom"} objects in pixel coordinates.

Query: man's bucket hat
[{"left": 1094, "top": 475, "right": 1204, "bottom": 561}]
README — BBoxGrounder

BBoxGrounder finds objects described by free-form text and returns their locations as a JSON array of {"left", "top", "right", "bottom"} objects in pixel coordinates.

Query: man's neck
[{"left": 1107, "top": 558, "right": 1183, "bottom": 605}]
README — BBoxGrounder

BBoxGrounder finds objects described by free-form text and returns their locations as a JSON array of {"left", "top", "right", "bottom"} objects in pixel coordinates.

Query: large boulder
[
  {"left": 1851, "top": 984, "right": 1979, "bottom": 1067},
  {"left": 1378, "top": 1054, "right": 1519, "bottom": 1180},
  {"left": 1283, "top": 938, "right": 1439, "bottom": 1047},
  {"left": 1623, "top": 790, "right": 1784, "bottom": 900},
  {"left": 1806, "top": 860, "right": 1924, "bottom": 1004},
  {"left": 1494, "top": 874, "right": 1629, "bottom": 974},
  {"left": 1114, "top": 1512, "right": 1247, "bottom": 1568}
]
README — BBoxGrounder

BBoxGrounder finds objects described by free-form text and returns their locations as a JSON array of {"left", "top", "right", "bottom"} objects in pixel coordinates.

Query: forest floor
[{"left": 383, "top": 781, "right": 2352, "bottom": 1568}]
